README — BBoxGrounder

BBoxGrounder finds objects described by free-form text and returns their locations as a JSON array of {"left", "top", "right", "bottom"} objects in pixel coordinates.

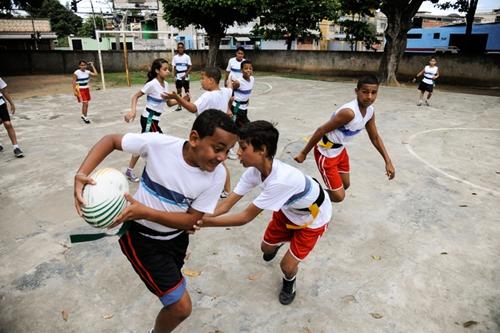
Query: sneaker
[
  {"left": 425, "top": 99, "right": 431, "bottom": 106},
  {"left": 279, "top": 277, "right": 296, "bottom": 305},
  {"left": 125, "top": 169, "right": 140, "bottom": 183},
  {"left": 0, "top": 144, "right": 3, "bottom": 152},
  {"left": 417, "top": 100, "right": 423, "bottom": 106},
  {"left": 220, "top": 190, "right": 229, "bottom": 199},
  {"left": 263, "top": 244, "right": 284, "bottom": 262},
  {"left": 175, "top": 105, "right": 182, "bottom": 111},
  {"left": 13, "top": 147, "right": 24, "bottom": 158},
  {"left": 228, "top": 149, "right": 238, "bottom": 160},
  {"left": 81, "top": 115, "right": 91, "bottom": 124}
]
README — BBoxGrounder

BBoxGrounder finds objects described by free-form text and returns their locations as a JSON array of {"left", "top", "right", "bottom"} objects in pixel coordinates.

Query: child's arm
[
  {"left": 72, "top": 74, "right": 79, "bottom": 95},
  {"left": 89, "top": 62, "right": 98, "bottom": 76},
  {"left": 232, "top": 79, "right": 240, "bottom": 90},
  {"left": 202, "top": 203, "right": 262, "bottom": 227},
  {"left": 434, "top": 69, "right": 439, "bottom": 80},
  {"left": 294, "top": 108, "right": 355, "bottom": 163},
  {"left": 365, "top": 115, "right": 395, "bottom": 180},
  {"left": 186, "top": 64, "right": 192, "bottom": 78},
  {"left": 125, "top": 90, "right": 144, "bottom": 122},
  {"left": 209, "top": 192, "right": 243, "bottom": 217},
  {"left": 413, "top": 68, "right": 424, "bottom": 82},
  {"left": 0, "top": 88, "right": 15, "bottom": 114},
  {"left": 162, "top": 92, "right": 197, "bottom": 113}
]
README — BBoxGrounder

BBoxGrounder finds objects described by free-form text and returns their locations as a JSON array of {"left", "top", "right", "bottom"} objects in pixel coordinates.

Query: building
[
  {"left": 413, "top": 12, "right": 466, "bottom": 28},
  {"left": 0, "top": 18, "right": 57, "bottom": 50},
  {"left": 475, "top": 9, "right": 500, "bottom": 23}
]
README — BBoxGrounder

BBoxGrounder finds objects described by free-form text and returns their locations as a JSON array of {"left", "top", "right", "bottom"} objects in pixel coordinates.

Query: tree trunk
[
  {"left": 207, "top": 33, "right": 222, "bottom": 68},
  {"left": 379, "top": 0, "right": 424, "bottom": 86},
  {"left": 465, "top": 0, "right": 478, "bottom": 36}
]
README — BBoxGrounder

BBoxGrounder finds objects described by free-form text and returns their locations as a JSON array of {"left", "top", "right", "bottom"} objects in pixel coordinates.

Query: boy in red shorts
[
  {"left": 202, "top": 121, "right": 332, "bottom": 305},
  {"left": 294, "top": 75, "right": 395, "bottom": 202},
  {"left": 72, "top": 60, "right": 98, "bottom": 124}
]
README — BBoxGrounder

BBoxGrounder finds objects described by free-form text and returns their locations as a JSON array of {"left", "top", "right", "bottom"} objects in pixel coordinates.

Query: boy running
[
  {"left": 224, "top": 46, "right": 245, "bottom": 86},
  {"left": 294, "top": 75, "right": 395, "bottom": 202},
  {"left": 202, "top": 121, "right": 332, "bottom": 305},
  {"left": 73, "top": 110, "right": 238, "bottom": 333},
  {"left": 231, "top": 60, "right": 255, "bottom": 128},
  {"left": 413, "top": 56, "right": 439, "bottom": 106},
  {"left": 164, "top": 67, "right": 233, "bottom": 197},
  {"left": 72, "top": 60, "right": 98, "bottom": 124},
  {"left": 172, "top": 42, "right": 192, "bottom": 112},
  {"left": 0, "top": 77, "right": 24, "bottom": 157}
]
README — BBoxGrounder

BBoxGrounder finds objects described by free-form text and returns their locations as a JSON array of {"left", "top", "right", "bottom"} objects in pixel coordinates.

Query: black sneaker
[
  {"left": 0, "top": 144, "right": 3, "bottom": 152},
  {"left": 175, "top": 105, "right": 182, "bottom": 111},
  {"left": 263, "top": 244, "right": 284, "bottom": 262},
  {"left": 13, "top": 147, "right": 24, "bottom": 158},
  {"left": 81, "top": 115, "right": 91, "bottom": 124},
  {"left": 279, "top": 277, "right": 296, "bottom": 305}
]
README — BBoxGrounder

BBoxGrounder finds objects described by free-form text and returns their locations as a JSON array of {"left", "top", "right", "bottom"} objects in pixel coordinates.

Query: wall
[{"left": 1, "top": 50, "right": 499, "bottom": 86}]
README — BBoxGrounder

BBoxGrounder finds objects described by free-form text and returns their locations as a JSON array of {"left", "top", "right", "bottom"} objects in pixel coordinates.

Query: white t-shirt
[
  {"left": 122, "top": 133, "right": 226, "bottom": 240},
  {"left": 317, "top": 98, "right": 374, "bottom": 158},
  {"left": 172, "top": 53, "right": 192, "bottom": 81},
  {"left": 140, "top": 79, "right": 169, "bottom": 121},
  {"left": 226, "top": 57, "right": 245, "bottom": 79},
  {"left": 232, "top": 76, "right": 255, "bottom": 110},
  {"left": 74, "top": 69, "right": 91, "bottom": 89},
  {"left": 422, "top": 65, "right": 438, "bottom": 85},
  {"left": 234, "top": 159, "right": 332, "bottom": 228},
  {"left": 0, "top": 78, "right": 6, "bottom": 105},
  {"left": 194, "top": 88, "right": 232, "bottom": 116}
]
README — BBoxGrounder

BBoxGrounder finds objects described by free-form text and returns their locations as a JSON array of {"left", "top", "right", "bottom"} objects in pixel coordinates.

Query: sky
[{"left": 63, "top": 0, "right": 499, "bottom": 16}]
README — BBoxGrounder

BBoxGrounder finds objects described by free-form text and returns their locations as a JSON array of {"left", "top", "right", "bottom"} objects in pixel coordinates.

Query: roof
[{"left": 0, "top": 18, "right": 52, "bottom": 33}]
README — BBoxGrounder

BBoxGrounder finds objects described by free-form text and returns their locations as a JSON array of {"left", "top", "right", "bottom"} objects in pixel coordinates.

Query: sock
[
  {"left": 13, "top": 144, "right": 19, "bottom": 149},
  {"left": 284, "top": 275, "right": 296, "bottom": 282},
  {"left": 127, "top": 167, "right": 133, "bottom": 172}
]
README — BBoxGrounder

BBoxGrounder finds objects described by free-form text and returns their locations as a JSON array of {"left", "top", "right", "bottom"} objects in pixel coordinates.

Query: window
[
  {"left": 433, "top": 33, "right": 440, "bottom": 39},
  {"left": 407, "top": 33, "right": 422, "bottom": 39}
]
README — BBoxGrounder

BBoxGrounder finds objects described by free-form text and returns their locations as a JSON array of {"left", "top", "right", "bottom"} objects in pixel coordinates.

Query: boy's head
[
  {"left": 240, "top": 60, "right": 253, "bottom": 79},
  {"left": 429, "top": 56, "right": 437, "bottom": 66},
  {"left": 355, "top": 75, "right": 379, "bottom": 108},
  {"left": 238, "top": 120, "right": 278, "bottom": 166},
  {"left": 177, "top": 42, "right": 185, "bottom": 54},
  {"left": 189, "top": 109, "right": 238, "bottom": 171},
  {"left": 235, "top": 46, "right": 245, "bottom": 61},
  {"left": 79, "top": 60, "right": 88, "bottom": 70},
  {"left": 200, "top": 67, "right": 221, "bottom": 90}
]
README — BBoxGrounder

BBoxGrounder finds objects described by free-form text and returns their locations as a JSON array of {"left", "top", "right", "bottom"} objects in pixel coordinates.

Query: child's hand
[
  {"left": 186, "top": 220, "right": 203, "bottom": 234},
  {"left": 124, "top": 110, "right": 136, "bottom": 123},
  {"left": 412, "top": 77, "right": 417, "bottom": 83},
  {"left": 385, "top": 162, "right": 395, "bottom": 180},
  {"left": 162, "top": 91, "right": 179, "bottom": 100},
  {"left": 294, "top": 152, "right": 307, "bottom": 163},
  {"left": 109, "top": 193, "right": 147, "bottom": 228},
  {"left": 182, "top": 93, "right": 190, "bottom": 102},
  {"left": 74, "top": 173, "right": 96, "bottom": 217},
  {"left": 9, "top": 103, "right": 16, "bottom": 115}
]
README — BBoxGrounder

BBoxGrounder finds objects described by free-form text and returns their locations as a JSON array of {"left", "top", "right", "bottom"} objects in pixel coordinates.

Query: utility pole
[
  {"left": 89, "top": 0, "right": 98, "bottom": 39},
  {"left": 30, "top": 16, "right": 38, "bottom": 50}
]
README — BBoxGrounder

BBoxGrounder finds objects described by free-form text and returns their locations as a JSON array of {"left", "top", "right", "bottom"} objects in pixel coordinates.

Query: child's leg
[
  {"left": 3, "top": 121, "right": 18, "bottom": 145},
  {"left": 82, "top": 102, "right": 89, "bottom": 117},
  {"left": 223, "top": 162, "right": 231, "bottom": 193},
  {"left": 426, "top": 91, "right": 433, "bottom": 100},
  {"left": 128, "top": 154, "right": 140, "bottom": 169},
  {"left": 314, "top": 147, "right": 350, "bottom": 202},
  {"left": 154, "top": 290, "right": 192, "bottom": 333},
  {"left": 280, "top": 250, "right": 300, "bottom": 279}
]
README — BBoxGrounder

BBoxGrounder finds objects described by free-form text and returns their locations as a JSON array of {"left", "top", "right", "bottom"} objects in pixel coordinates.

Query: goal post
[{"left": 95, "top": 30, "right": 176, "bottom": 90}]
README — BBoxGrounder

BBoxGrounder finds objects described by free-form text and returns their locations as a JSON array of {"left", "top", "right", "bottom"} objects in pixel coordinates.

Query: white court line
[
  {"left": 405, "top": 127, "right": 500, "bottom": 196},
  {"left": 255, "top": 82, "right": 273, "bottom": 96}
]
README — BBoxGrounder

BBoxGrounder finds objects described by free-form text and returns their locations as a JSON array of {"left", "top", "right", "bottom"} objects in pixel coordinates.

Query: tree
[
  {"left": 78, "top": 15, "right": 106, "bottom": 38},
  {"left": 339, "top": 0, "right": 380, "bottom": 51},
  {"left": 378, "top": 0, "right": 438, "bottom": 85},
  {"left": 27, "top": 0, "right": 82, "bottom": 37},
  {"left": 161, "top": 0, "right": 262, "bottom": 67},
  {"left": 253, "top": 0, "right": 339, "bottom": 51},
  {"left": 437, "top": 0, "right": 478, "bottom": 36}
]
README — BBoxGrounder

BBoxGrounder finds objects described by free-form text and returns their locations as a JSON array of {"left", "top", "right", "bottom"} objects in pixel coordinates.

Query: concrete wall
[{"left": 1, "top": 50, "right": 499, "bottom": 86}]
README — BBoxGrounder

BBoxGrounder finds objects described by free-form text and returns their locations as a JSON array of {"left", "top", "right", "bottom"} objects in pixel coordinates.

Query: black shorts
[
  {"left": 175, "top": 79, "right": 190, "bottom": 92},
  {"left": 140, "top": 115, "right": 163, "bottom": 133},
  {"left": 119, "top": 222, "right": 188, "bottom": 306},
  {"left": 232, "top": 105, "right": 250, "bottom": 129},
  {"left": 418, "top": 81, "right": 434, "bottom": 93},
  {"left": 0, "top": 102, "right": 10, "bottom": 122}
]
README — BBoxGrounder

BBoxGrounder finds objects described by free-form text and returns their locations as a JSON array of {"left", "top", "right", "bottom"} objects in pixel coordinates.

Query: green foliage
[
  {"left": 253, "top": 0, "right": 339, "bottom": 45},
  {"left": 28, "top": 0, "right": 82, "bottom": 37},
  {"left": 161, "top": 0, "right": 262, "bottom": 36},
  {"left": 56, "top": 36, "right": 69, "bottom": 47},
  {"left": 78, "top": 16, "right": 106, "bottom": 38},
  {"left": 339, "top": 0, "right": 380, "bottom": 50}
]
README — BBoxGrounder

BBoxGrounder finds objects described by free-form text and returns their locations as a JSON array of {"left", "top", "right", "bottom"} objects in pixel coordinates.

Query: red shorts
[
  {"left": 314, "top": 146, "right": 350, "bottom": 191},
  {"left": 76, "top": 88, "right": 91, "bottom": 103},
  {"left": 263, "top": 210, "right": 327, "bottom": 261}
]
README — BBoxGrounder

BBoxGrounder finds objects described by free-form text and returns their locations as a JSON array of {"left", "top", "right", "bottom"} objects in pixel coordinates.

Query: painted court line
[{"left": 405, "top": 127, "right": 500, "bottom": 196}]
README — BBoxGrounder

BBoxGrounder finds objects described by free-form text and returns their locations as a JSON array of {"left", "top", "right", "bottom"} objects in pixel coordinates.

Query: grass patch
[{"left": 104, "top": 71, "right": 202, "bottom": 87}]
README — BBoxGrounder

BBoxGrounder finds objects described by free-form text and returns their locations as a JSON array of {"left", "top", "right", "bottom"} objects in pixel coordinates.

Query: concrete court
[{"left": 0, "top": 76, "right": 499, "bottom": 333}]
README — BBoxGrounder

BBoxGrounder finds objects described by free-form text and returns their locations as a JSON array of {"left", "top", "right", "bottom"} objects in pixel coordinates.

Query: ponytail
[{"left": 146, "top": 58, "right": 169, "bottom": 82}]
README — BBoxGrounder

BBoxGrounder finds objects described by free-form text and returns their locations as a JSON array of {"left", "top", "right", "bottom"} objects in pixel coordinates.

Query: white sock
[
  {"left": 13, "top": 144, "right": 19, "bottom": 149},
  {"left": 284, "top": 275, "right": 296, "bottom": 282}
]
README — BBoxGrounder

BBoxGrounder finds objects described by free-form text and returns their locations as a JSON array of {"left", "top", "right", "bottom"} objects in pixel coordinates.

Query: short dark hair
[
  {"left": 240, "top": 59, "right": 252, "bottom": 69},
  {"left": 239, "top": 120, "right": 279, "bottom": 158},
  {"left": 236, "top": 46, "right": 245, "bottom": 53},
  {"left": 357, "top": 75, "right": 379, "bottom": 89},
  {"left": 79, "top": 60, "right": 87, "bottom": 65},
  {"left": 201, "top": 67, "right": 221, "bottom": 83},
  {"left": 192, "top": 109, "right": 238, "bottom": 139},
  {"left": 177, "top": 42, "right": 185, "bottom": 47},
  {"left": 429, "top": 56, "right": 437, "bottom": 61}
]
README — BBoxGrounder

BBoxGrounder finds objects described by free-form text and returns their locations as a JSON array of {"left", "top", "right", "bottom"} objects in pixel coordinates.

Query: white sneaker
[
  {"left": 220, "top": 191, "right": 229, "bottom": 199},
  {"left": 425, "top": 99, "right": 431, "bottom": 106},
  {"left": 417, "top": 99, "right": 423, "bottom": 106}
]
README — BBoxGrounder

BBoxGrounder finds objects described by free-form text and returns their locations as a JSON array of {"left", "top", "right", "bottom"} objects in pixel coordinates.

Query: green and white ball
[{"left": 81, "top": 168, "right": 129, "bottom": 229}]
